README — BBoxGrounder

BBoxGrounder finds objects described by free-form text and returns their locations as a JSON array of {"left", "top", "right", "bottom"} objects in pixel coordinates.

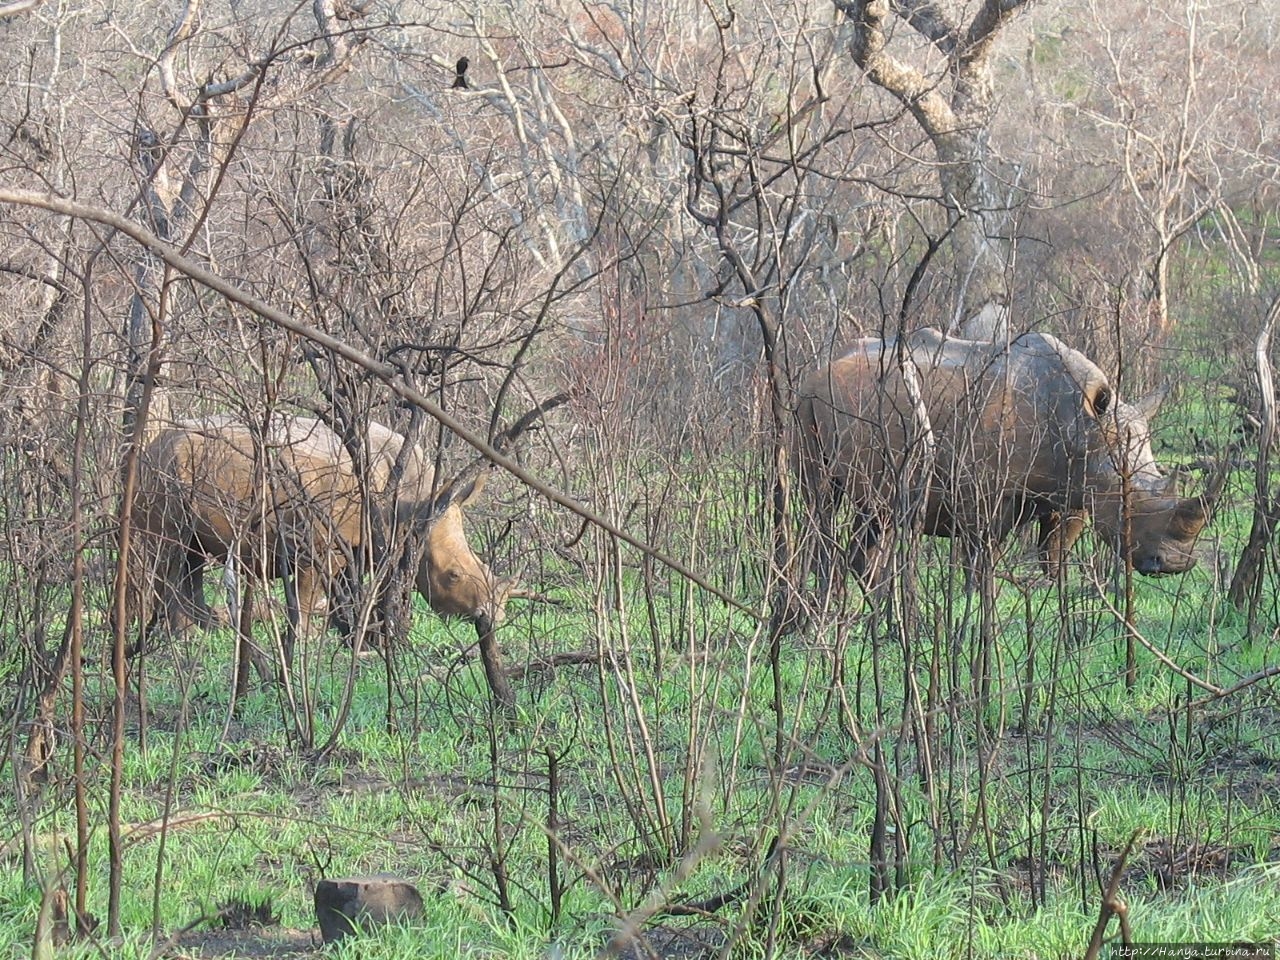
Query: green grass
[{"left": 2, "top": 476, "right": 1279, "bottom": 959}]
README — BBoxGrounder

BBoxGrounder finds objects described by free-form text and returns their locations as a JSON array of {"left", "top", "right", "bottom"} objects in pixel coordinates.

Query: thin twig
[
  {"left": 1082, "top": 829, "right": 1141, "bottom": 960},
  {"left": 1085, "top": 570, "right": 1225, "bottom": 695},
  {"left": 0, "top": 189, "right": 759, "bottom": 621}
]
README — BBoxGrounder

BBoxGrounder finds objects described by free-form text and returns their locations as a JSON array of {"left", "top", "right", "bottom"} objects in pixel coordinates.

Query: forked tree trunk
[
  {"left": 836, "top": 0, "right": 1033, "bottom": 337},
  {"left": 834, "top": 0, "right": 1032, "bottom": 904}
]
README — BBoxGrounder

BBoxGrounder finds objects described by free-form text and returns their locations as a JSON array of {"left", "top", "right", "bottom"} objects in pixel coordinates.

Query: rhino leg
[
  {"left": 845, "top": 511, "right": 883, "bottom": 585},
  {"left": 811, "top": 525, "right": 840, "bottom": 601},
  {"left": 814, "top": 514, "right": 885, "bottom": 602},
  {"left": 949, "top": 496, "right": 1016, "bottom": 591},
  {"left": 274, "top": 559, "right": 330, "bottom": 669},
  {"left": 1036, "top": 511, "right": 1087, "bottom": 578},
  {"left": 155, "top": 539, "right": 207, "bottom": 637},
  {"left": 806, "top": 476, "right": 846, "bottom": 601},
  {"left": 176, "top": 546, "right": 220, "bottom": 628},
  {"left": 959, "top": 539, "right": 996, "bottom": 593},
  {"left": 126, "top": 537, "right": 205, "bottom": 664},
  {"left": 294, "top": 567, "right": 329, "bottom": 641},
  {"left": 231, "top": 591, "right": 272, "bottom": 705}
]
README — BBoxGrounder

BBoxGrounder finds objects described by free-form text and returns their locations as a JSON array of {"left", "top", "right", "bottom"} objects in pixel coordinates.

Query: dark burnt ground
[
  {"left": 166, "top": 925, "right": 733, "bottom": 959},
  {"left": 139, "top": 706, "right": 1280, "bottom": 959},
  {"left": 166, "top": 926, "right": 316, "bottom": 959}
]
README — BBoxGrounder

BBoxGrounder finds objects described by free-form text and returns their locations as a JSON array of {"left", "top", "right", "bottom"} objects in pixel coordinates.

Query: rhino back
[
  {"left": 801, "top": 341, "right": 1007, "bottom": 484},
  {"left": 798, "top": 331, "right": 1114, "bottom": 518},
  {"left": 363, "top": 421, "right": 436, "bottom": 504},
  {"left": 140, "top": 418, "right": 365, "bottom": 554}
]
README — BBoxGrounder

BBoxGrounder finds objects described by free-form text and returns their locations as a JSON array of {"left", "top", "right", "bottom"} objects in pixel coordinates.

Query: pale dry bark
[
  {"left": 835, "top": 0, "right": 1033, "bottom": 336},
  {"left": 123, "top": 0, "right": 364, "bottom": 431}
]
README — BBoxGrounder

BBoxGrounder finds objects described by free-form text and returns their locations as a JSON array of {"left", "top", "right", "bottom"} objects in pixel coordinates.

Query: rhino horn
[
  {"left": 1130, "top": 384, "right": 1170, "bottom": 422},
  {"left": 1197, "top": 455, "right": 1232, "bottom": 522}
]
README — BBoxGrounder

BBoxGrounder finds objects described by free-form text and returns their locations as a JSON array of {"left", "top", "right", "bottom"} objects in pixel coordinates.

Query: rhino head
[
  {"left": 407, "top": 470, "right": 512, "bottom": 633},
  {"left": 1036, "top": 387, "right": 1186, "bottom": 575},
  {"left": 1092, "top": 384, "right": 1214, "bottom": 576},
  {"left": 1091, "top": 484, "right": 1209, "bottom": 576},
  {"left": 1110, "top": 386, "right": 1170, "bottom": 489}
]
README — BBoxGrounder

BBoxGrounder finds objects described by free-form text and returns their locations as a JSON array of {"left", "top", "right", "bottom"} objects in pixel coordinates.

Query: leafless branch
[
  {"left": 1082, "top": 830, "right": 1140, "bottom": 960},
  {"left": 835, "top": 0, "right": 956, "bottom": 144},
  {"left": 0, "top": 0, "right": 47, "bottom": 16},
  {"left": 892, "top": 0, "right": 958, "bottom": 54},
  {"left": 0, "top": 189, "right": 759, "bottom": 620},
  {"left": 961, "top": 0, "right": 1033, "bottom": 70},
  {"left": 1085, "top": 571, "right": 1224, "bottom": 696}
]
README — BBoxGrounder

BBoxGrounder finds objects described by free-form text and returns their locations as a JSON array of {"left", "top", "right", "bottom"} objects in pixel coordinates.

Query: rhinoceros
[
  {"left": 794, "top": 328, "right": 1208, "bottom": 589},
  {"left": 133, "top": 414, "right": 510, "bottom": 670}
]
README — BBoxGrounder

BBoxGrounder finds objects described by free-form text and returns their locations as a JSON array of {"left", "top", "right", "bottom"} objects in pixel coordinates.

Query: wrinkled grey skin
[
  {"left": 794, "top": 328, "right": 1207, "bottom": 590},
  {"left": 1035, "top": 388, "right": 1185, "bottom": 575}
]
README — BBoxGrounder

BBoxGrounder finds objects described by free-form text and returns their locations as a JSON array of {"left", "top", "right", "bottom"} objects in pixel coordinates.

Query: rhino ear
[
  {"left": 436, "top": 469, "right": 488, "bottom": 512},
  {"left": 452, "top": 469, "right": 488, "bottom": 508},
  {"left": 1131, "top": 384, "right": 1170, "bottom": 422},
  {"left": 1171, "top": 497, "right": 1208, "bottom": 536},
  {"left": 396, "top": 470, "right": 485, "bottom": 531},
  {"left": 1089, "top": 384, "right": 1112, "bottom": 417}
]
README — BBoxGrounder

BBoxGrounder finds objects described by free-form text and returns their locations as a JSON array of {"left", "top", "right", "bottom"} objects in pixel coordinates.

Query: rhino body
[
  {"left": 795, "top": 328, "right": 1206, "bottom": 588},
  {"left": 133, "top": 415, "right": 508, "bottom": 660}
]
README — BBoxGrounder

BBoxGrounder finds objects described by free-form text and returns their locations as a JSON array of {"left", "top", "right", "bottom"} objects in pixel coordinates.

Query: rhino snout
[{"left": 1133, "top": 549, "right": 1198, "bottom": 577}]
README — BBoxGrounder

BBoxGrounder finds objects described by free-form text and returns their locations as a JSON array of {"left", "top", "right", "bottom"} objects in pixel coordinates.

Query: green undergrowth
[{"left": 1, "top": 523, "right": 1279, "bottom": 957}]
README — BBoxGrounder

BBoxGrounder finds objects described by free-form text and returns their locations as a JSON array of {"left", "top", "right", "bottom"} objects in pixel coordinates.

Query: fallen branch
[
  {"left": 1086, "top": 565, "right": 1280, "bottom": 708},
  {"left": 506, "top": 650, "right": 598, "bottom": 681},
  {"left": 0, "top": 189, "right": 759, "bottom": 621},
  {"left": 1086, "top": 573, "right": 1224, "bottom": 696},
  {"left": 450, "top": 391, "right": 576, "bottom": 495},
  {"left": 0, "top": 810, "right": 232, "bottom": 861},
  {"left": 506, "top": 586, "right": 564, "bottom": 606},
  {"left": 600, "top": 806, "right": 724, "bottom": 956},
  {"left": 122, "top": 810, "right": 233, "bottom": 849},
  {"left": 649, "top": 837, "right": 780, "bottom": 921},
  {"left": 1192, "top": 662, "right": 1280, "bottom": 709}
]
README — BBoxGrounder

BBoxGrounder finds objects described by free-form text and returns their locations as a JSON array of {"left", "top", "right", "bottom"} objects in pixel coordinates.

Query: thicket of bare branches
[{"left": 1, "top": 0, "right": 1278, "bottom": 948}]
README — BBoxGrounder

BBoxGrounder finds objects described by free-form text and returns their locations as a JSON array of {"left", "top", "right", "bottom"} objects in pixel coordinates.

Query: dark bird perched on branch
[{"left": 452, "top": 56, "right": 469, "bottom": 89}]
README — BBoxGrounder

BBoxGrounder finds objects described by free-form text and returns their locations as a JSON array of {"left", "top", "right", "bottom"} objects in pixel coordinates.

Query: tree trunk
[
  {"left": 836, "top": 0, "right": 1032, "bottom": 336},
  {"left": 1228, "top": 297, "right": 1280, "bottom": 621}
]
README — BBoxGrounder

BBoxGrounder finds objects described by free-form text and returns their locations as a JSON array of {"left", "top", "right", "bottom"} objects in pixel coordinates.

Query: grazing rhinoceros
[
  {"left": 133, "top": 414, "right": 510, "bottom": 673},
  {"left": 794, "top": 328, "right": 1208, "bottom": 589}
]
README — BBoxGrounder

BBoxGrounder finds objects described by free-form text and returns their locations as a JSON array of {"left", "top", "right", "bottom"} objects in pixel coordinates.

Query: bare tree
[
  {"left": 1072, "top": 0, "right": 1228, "bottom": 340},
  {"left": 834, "top": 0, "right": 1034, "bottom": 336},
  {"left": 2, "top": 0, "right": 1280, "bottom": 951}
]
